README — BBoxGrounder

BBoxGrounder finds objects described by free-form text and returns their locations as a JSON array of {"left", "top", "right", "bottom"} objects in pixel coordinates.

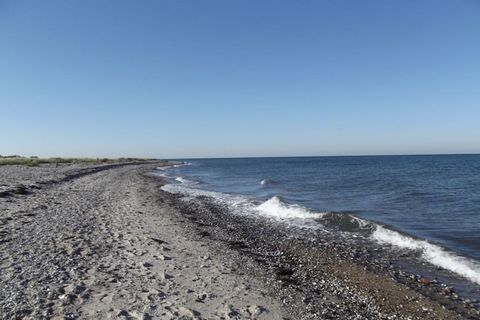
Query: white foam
[
  {"left": 161, "top": 183, "right": 252, "bottom": 212},
  {"left": 151, "top": 171, "right": 168, "bottom": 178},
  {"left": 260, "top": 179, "right": 268, "bottom": 185},
  {"left": 372, "top": 225, "right": 480, "bottom": 285},
  {"left": 162, "top": 183, "right": 215, "bottom": 198},
  {"left": 256, "top": 196, "right": 325, "bottom": 220},
  {"left": 175, "top": 176, "right": 196, "bottom": 185},
  {"left": 352, "top": 216, "right": 371, "bottom": 229},
  {"left": 160, "top": 167, "right": 480, "bottom": 286}
]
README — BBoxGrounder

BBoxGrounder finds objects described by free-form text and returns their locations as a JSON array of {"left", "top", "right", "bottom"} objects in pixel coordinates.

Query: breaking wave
[
  {"left": 175, "top": 176, "right": 197, "bottom": 185},
  {"left": 372, "top": 225, "right": 480, "bottom": 285},
  {"left": 158, "top": 167, "right": 480, "bottom": 286},
  {"left": 256, "top": 196, "right": 325, "bottom": 220},
  {"left": 260, "top": 179, "right": 269, "bottom": 185}
]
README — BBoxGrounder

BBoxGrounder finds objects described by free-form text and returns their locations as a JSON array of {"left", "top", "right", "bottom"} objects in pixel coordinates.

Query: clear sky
[{"left": 1, "top": 0, "right": 479, "bottom": 159}]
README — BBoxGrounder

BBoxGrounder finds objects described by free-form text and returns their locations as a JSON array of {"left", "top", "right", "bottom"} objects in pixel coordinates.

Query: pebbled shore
[
  {"left": 0, "top": 163, "right": 283, "bottom": 319},
  {"left": 159, "top": 183, "right": 480, "bottom": 320},
  {"left": 0, "top": 163, "right": 478, "bottom": 319}
]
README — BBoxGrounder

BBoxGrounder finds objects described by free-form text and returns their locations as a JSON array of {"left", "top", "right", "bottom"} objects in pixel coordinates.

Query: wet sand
[{"left": 0, "top": 162, "right": 478, "bottom": 319}]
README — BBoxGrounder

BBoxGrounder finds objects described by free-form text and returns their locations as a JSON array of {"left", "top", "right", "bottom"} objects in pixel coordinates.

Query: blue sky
[{"left": 1, "top": 0, "right": 479, "bottom": 158}]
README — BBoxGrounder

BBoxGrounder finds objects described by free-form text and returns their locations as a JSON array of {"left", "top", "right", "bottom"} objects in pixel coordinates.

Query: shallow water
[{"left": 159, "top": 155, "right": 480, "bottom": 286}]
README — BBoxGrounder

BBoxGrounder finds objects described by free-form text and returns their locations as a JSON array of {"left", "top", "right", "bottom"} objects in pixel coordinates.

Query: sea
[{"left": 156, "top": 155, "right": 480, "bottom": 288}]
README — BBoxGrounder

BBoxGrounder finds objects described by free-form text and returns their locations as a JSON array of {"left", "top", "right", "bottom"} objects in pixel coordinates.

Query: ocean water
[{"left": 157, "top": 155, "right": 480, "bottom": 286}]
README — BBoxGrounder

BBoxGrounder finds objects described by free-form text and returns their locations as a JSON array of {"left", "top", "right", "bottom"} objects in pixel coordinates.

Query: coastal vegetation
[{"left": 0, "top": 155, "right": 154, "bottom": 166}]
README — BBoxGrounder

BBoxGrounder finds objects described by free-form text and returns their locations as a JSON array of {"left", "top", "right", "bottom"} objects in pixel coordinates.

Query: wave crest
[
  {"left": 175, "top": 176, "right": 197, "bottom": 185},
  {"left": 260, "top": 179, "right": 269, "bottom": 185},
  {"left": 158, "top": 168, "right": 480, "bottom": 286},
  {"left": 372, "top": 225, "right": 480, "bottom": 285},
  {"left": 256, "top": 196, "right": 325, "bottom": 220}
]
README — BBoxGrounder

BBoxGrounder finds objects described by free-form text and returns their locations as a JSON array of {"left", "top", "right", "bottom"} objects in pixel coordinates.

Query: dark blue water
[{"left": 166, "top": 155, "right": 480, "bottom": 261}]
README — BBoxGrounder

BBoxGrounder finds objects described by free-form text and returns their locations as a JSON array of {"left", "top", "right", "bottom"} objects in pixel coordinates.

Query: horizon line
[{"left": 165, "top": 152, "right": 480, "bottom": 161}]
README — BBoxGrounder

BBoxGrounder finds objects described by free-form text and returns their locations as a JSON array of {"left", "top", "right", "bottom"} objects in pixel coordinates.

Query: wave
[
  {"left": 260, "top": 179, "right": 269, "bottom": 185},
  {"left": 152, "top": 171, "right": 168, "bottom": 177},
  {"left": 161, "top": 182, "right": 253, "bottom": 213},
  {"left": 256, "top": 196, "right": 325, "bottom": 220},
  {"left": 372, "top": 225, "right": 480, "bottom": 285},
  {"left": 158, "top": 168, "right": 480, "bottom": 286},
  {"left": 175, "top": 176, "right": 197, "bottom": 185}
]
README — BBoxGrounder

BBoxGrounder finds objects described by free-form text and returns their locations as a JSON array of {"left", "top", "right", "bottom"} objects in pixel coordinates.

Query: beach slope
[{"left": 0, "top": 163, "right": 474, "bottom": 319}]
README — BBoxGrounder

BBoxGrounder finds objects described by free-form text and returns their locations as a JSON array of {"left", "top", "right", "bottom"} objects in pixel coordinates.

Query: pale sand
[{"left": 0, "top": 163, "right": 283, "bottom": 319}]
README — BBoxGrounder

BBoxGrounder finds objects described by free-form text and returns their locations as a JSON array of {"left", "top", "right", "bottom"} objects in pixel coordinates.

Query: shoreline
[
  {"left": 157, "top": 161, "right": 480, "bottom": 303},
  {"left": 156, "top": 175, "right": 480, "bottom": 319},
  {"left": 1, "top": 162, "right": 285, "bottom": 319},
  {"left": 0, "top": 163, "right": 478, "bottom": 319}
]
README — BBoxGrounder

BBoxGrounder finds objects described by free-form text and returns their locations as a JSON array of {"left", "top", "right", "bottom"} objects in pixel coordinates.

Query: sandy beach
[{"left": 0, "top": 162, "right": 478, "bottom": 319}]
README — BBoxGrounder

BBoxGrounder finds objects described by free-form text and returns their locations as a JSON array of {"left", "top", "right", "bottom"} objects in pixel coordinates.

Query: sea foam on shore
[
  {"left": 372, "top": 225, "right": 480, "bottom": 285},
  {"left": 160, "top": 171, "right": 480, "bottom": 287}
]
